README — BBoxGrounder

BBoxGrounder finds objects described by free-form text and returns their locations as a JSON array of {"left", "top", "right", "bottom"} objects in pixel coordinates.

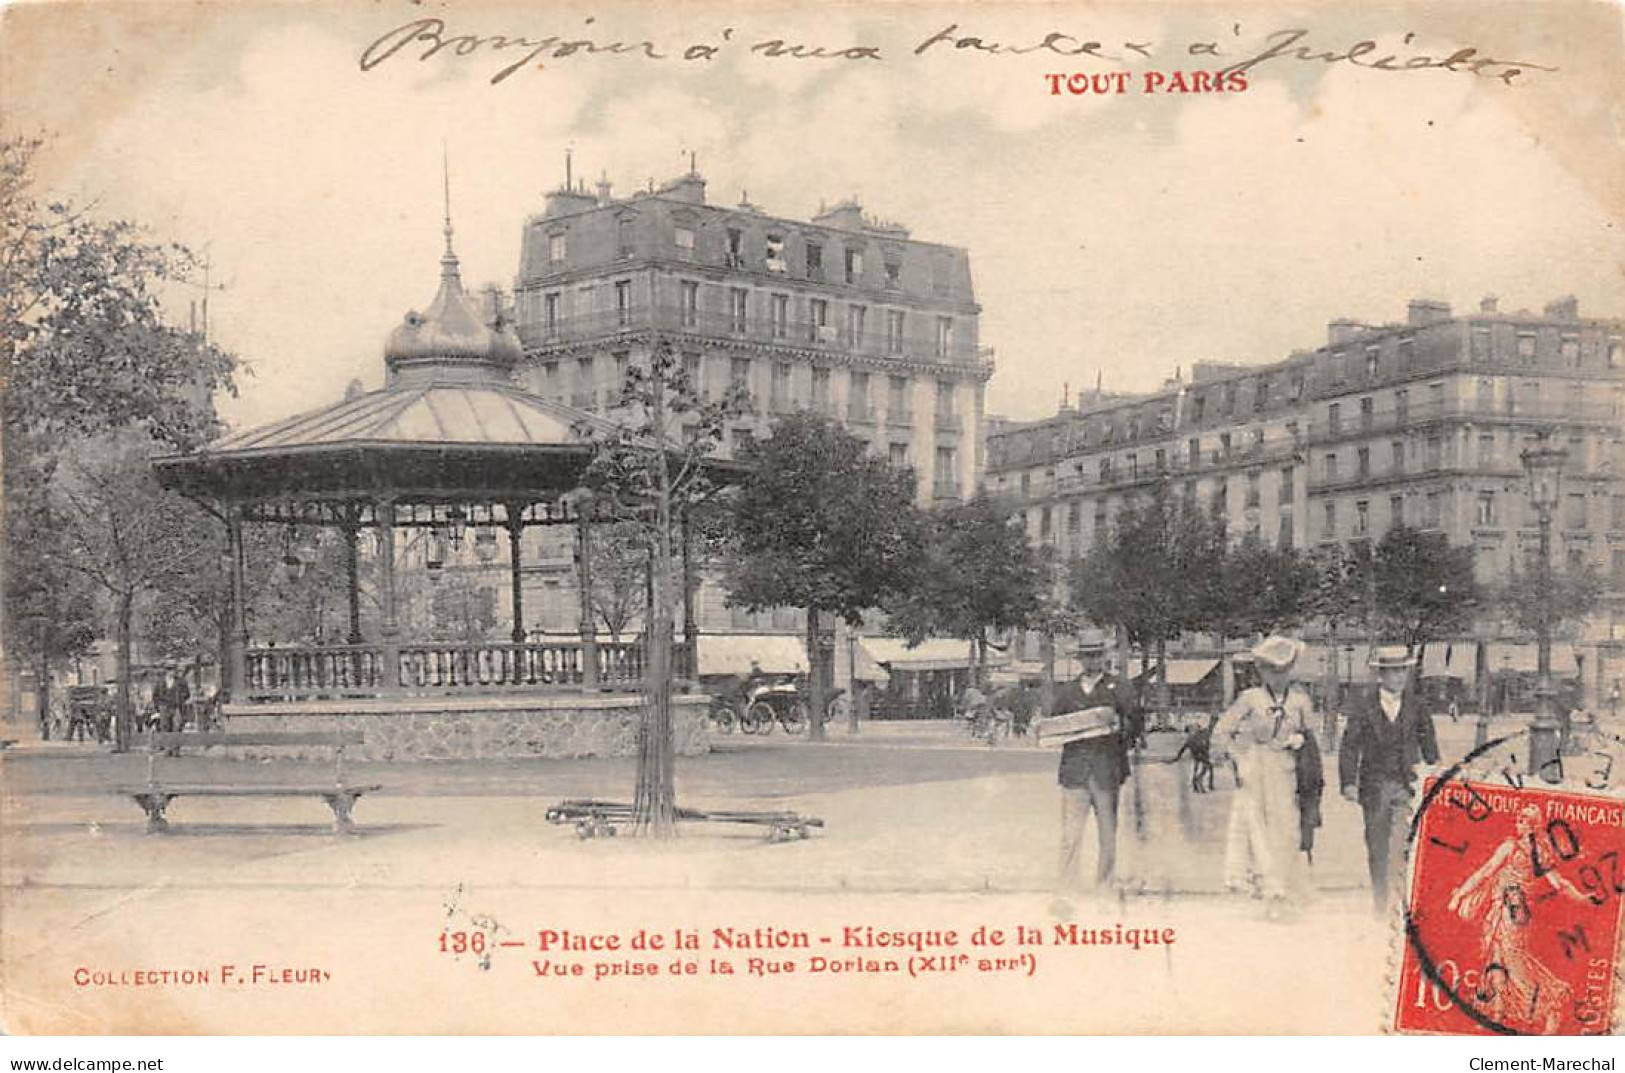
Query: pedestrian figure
[
  {"left": 1212, "top": 635, "right": 1319, "bottom": 920},
  {"left": 1170, "top": 713, "right": 1217, "bottom": 793},
  {"left": 1050, "top": 630, "right": 1143, "bottom": 895},
  {"left": 1339, "top": 644, "right": 1439, "bottom": 916}
]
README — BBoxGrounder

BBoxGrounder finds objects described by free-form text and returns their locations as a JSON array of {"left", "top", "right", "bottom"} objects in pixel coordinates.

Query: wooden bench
[{"left": 119, "top": 730, "right": 381, "bottom": 835}]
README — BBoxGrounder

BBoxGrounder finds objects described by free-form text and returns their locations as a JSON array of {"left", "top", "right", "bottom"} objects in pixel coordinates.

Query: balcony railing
[
  {"left": 519, "top": 305, "right": 988, "bottom": 368},
  {"left": 242, "top": 638, "right": 654, "bottom": 701},
  {"left": 934, "top": 411, "right": 962, "bottom": 432},
  {"left": 1307, "top": 396, "right": 1620, "bottom": 444},
  {"left": 886, "top": 407, "right": 913, "bottom": 428},
  {"left": 846, "top": 402, "right": 876, "bottom": 424}
]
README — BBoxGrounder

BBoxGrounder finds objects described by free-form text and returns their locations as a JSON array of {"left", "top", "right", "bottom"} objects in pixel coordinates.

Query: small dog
[{"left": 1171, "top": 714, "right": 1218, "bottom": 793}]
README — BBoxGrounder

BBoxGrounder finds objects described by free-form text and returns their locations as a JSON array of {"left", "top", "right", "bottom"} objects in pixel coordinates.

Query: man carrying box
[{"left": 1045, "top": 629, "right": 1143, "bottom": 891}]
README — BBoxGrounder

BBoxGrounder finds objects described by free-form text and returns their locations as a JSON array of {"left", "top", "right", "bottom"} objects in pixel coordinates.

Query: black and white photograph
[{"left": 2, "top": 0, "right": 1624, "bottom": 1044}]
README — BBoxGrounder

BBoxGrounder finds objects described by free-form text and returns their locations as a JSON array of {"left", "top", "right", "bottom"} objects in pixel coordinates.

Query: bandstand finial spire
[{"left": 440, "top": 142, "right": 460, "bottom": 280}]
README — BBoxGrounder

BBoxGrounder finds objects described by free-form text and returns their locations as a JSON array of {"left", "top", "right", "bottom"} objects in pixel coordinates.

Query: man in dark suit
[
  {"left": 1339, "top": 644, "right": 1440, "bottom": 914},
  {"left": 1052, "top": 630, "right": 1144, "bottom": 891}
]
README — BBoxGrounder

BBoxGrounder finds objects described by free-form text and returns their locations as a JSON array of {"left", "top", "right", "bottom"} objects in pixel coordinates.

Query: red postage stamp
[{"left": 1395, "top": 776, "right": 1625, "bottom": 1035}]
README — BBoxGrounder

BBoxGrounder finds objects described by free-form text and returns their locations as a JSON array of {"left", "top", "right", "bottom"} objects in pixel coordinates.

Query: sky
[{"left": 4, "top": 0, "right": 1623, "bottom": 432}]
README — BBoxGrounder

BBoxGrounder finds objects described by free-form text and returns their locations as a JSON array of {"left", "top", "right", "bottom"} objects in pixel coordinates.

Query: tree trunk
[
  {"left": 34, "top": 649, "right": 51, "bottom": 741},
  {"left": 806, "top": 607, "right": 827, "bottom": 742},
  {"left": 114, "top": 591, "right": 134, "bottom": 753},
  {"left": 633, "top": 357, "right": 678, "bottom": 837}
]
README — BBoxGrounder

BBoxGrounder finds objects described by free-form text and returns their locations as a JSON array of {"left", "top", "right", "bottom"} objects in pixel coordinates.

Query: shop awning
[
  {"left": 1129, "top": 658, "right": 1220, "bottom": 686},
  {"left": 1486, "top": 642, "right": 1579, "bottom": 677},
  {"left": 696, "top": 634, "right": 808, "bottom": 676},
  {"left": 861, "top": 637, "right": 983, "bottom": 672}
]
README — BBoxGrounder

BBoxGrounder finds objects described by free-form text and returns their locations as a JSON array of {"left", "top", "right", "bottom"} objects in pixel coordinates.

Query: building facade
[{"left": 987, "top": 297, "right": 1625, "bottom": 701}]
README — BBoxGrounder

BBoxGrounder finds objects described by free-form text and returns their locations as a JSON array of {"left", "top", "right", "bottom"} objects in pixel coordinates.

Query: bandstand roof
[{"left": 153, "top": 209, "right": 735, "bottom": 506}]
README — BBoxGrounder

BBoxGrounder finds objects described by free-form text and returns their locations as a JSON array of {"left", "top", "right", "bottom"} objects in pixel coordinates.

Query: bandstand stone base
[{"left": 218, "top": 693, "right": 710, "bottom": 762}]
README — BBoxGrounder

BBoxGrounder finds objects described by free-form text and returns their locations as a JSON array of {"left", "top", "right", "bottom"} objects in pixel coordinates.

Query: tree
[
  {"left": 1212, "top": 536, "right": 1321, "bottom": 638},
  {"left": 51, "top": 433, "right": 216, "bottom": 749},
  {"left": 428, "top": 574, "right": 499, "bottom": 644},
  {"left": 1072, "top": 482, "right": 1218, "bottom": 702},
  {"left": 885, "top": 494, "right": 1045, "bottom": 684},
  {"left": 1370, "top": 526, "right": 1481, "bottom": 651},
  {"left": 723, "top": 412, "right": 924, "bottom": 742},
  {"left": 578, "top": 338, "right": 743, "bottom": 835},
  {"left": 1494, "top": 556, "right": 1603, "bottom": 643},
  {"left": 586, "top": 520, "right": 649, "bottom": 643}
]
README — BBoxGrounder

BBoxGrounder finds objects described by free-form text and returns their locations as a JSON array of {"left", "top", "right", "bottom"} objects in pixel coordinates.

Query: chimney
[
  {"left": 1480, "top": 295, "right": 1499, "bottom": 314},
  {"left": 595, "top": 172, "right": 612, "bottom": 205},
  {"left": 657, "top": 171, "right": 707, "bottom": 204},
  {"left": 812, "top": 199, "right": 867, "bottom": 232},
  {"left": 1407, "top": 298, "right": 1452, "bottom": 326},
  {"left": 1328, "top": 318, "right": 1364, "bottom": 345},
  {"left": 1543, "top": 295, "right": 1579, "bottom": 320}
]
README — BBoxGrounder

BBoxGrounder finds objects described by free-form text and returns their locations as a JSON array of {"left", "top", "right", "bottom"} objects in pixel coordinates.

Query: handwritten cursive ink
[
  {"left": 1217, "top": 28, "right": 1557, "bottom": 85},
  {"left": 359, "top": 17, "right": 668, "bottom": 84}
]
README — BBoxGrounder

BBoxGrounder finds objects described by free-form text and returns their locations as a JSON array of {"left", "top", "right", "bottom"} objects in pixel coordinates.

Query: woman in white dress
[{"left": 1213, "top": 635, "right": 1316, "bottom": 918}]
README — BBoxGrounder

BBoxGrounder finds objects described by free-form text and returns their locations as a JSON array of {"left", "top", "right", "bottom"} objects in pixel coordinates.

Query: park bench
[{"left": 119, "top": 730, "right": 380, "bottom": 835}]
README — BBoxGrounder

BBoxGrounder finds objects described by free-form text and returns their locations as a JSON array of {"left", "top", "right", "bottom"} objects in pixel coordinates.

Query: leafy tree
[
  {"left": 51, "top": 433, "right": 216, "bottom": 749},
  {"left": 1215, "top": 536, "right": 1321, "bottom": 638},
  {"left": 723, "top": 412, "right": 924, "bottom": 741},
  {"left": 1493, "top": 556, "right": 1602, "bottom": 643},
  {"left": 1370, "top": 526, "right": 1480, "bottom": 651},
  {"left": 578, "top": 338, "right": 744, "bottom": 835},
  {"left": 885, "top": 494, "right": 1045, "bottom": 684},
  {"left": 1072, "top": 482, "right": 1218, "bottom": 701},
  {"left": 586, "top": 520, "right": 649, "bottom": 643},
  {"left": 428, "top": 573, "right": 499, "bottom": 644}
]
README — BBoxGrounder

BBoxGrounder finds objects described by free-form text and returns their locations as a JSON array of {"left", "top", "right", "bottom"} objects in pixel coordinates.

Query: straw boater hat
[
  {"left": 1249, "top": 635, "right": 1303, "bottom": 670},
  {"left": 1368, "top": 644, "right": 1416, "bottom": 669},
  {"left": 1070, "top": 629, "right": 1109, "bottom": 656}
]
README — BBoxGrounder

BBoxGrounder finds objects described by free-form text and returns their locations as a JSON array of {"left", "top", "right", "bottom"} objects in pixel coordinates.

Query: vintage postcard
[{"left": 2, "top": 0, "right": 1624, "bottom": 1038}]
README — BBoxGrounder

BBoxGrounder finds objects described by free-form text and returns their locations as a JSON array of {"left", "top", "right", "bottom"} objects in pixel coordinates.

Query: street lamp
[{"left": 1521, "top": 428, "right": 1569, "bottom": 777}]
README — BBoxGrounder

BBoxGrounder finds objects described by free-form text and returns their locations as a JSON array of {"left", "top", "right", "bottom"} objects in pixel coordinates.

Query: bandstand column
[
  {"left": 505, "top": 502, "right": 526, "bottom": 645},
  {"left": 376, "top": 498, "right": 401, "bottom": 689},
  {"left": 342, "top": 507, "right": 363, "bottom": 646},
  {"left": 226, "top": 501, "right": 248, "bottom": 697},
  {"left": 575, "top": 506, "right": 599, "bottom": 689}
]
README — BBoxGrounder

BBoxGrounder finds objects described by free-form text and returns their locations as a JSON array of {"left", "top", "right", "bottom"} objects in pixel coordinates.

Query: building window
[
  {"left": 1517, "top": 331, "right": 1536, "bottom": 362},
  {"left": 1562, "top": 335, "right": 1581, "bottom": 367},
  {"left": 844, "top": 247, "right": 863, "bottom": 284},
  {"left": 1327, "top": 402, "right": 1341, "bottom": 435},
  {"left": 1612, "top": 494, "right": 1625, "bottom": 530},
  {"left": 544, "top": 291, "right": 560, "bottom": 335},
  {"left": 1213, "top": 477, "right": 1228, "bottom": 514},
  {"left": 680, "top": 280, "right": 699, "bottom": 327},
  {"left": 1020, "top": 472, "right": 1031, "bottom": 497},
  {"left": 1609, "top": 337, "right": 1622, "bottom": 368},
  {"left": 1391, "top": 439, "right": 1406, "bottom": 474},
  {"left": 548, "top": 232, "right": 567, "bottom": 263},
  {"left": 731, "top": 428, "right": 756, "bottom": 455},
  {"left": 1389, "top": 494, "right": 1405, "bottom": 529},
  {"left": 936, "top": 316, "right": 954, "bottom": 358},
  {"left": 1425, "top": 491, "right": 1442, "bottom": 529},
  {"left": 1188, "top": 437, "right": 1201, "bottom": 466},
  {"left": 765, "top": 233, "right": 786, "bottom": 273},
  {"left": 1476, "top": 377, "right": 1495, "bottom": 411},
  {"left": 1356, "top": 446, "right": 1370, "bottom": 478},
  {"left": 1289, "top": 372, "right": 1305, "bottom": 401},
  {"left": 1324, "top": 452, "right": 1339, "bottom": 481},
  {"left": 730, "top": 356, "right": 752, "bottom": 407},
  {"left": 1223, "top": 382, "right": 1237, "bottom": 415},
  {"left": 809, "top": 298, "right": 830, "bottom": 343},
  {"left": 682, "top": 352, "right": 703, "bottom": 398},
  {"left": 1280, "top": 465, "right": 1295, "bottom": 501},
  {"left": 1278, "top": 509, "right": 1295, "bottom": 549},
  {"left": 886, "top": 310, "right": 905, "bottom": 355},
  {"left": 1477, "top": 433, "right": 1495, "bottom": 468},
  {"left": 1426, "top": 434, "right": 1443, "bottom": 468},
  {"left": 770, "top": 294, "right": 789, "bottom": 339},
  {"left": 1365, "top": 347, "right": 1379, "bottom": 379},
  {"left": 771, "top": 362, "right": 793, "bottom": 412},
  {"left": 1333, "top": 352, "right": 1349, "bottom": 383},
  {"left": 888, "top": 442, "right": 909, "bottom": 469},
  {"left": 616, "top": 217, "right": 634, "bottom": 259},
  {"left": 1039, "top": 505, "right": 1053, "bottom": 542},
  {"left": 1191, "top": 395, "right": 1207, "bottom": 422},
  {"left": 1398, "top": 337, "right": 1414, "bottom": 368},
  {"left": 1127, "top": 452, "right": 1139, "bottom": 480},
  {"left": 1471, "top": 326, "right": 1491, "bottom": 362},
  {"left": 1359, "top": 396, "right": 1374, "bottom": 430},
  {"left": 615, "top": 279, "right": 632, "bottom": 327},
  {"left": 805, "top": 241, "right": 823, "bottom": 281},
  {"left": 883, "top": 256, "right": 902, "bottom": 290},
  {"left": 729, "top": 288, "right": 748, "bottom": 334},
  {"left": 935, "top": 379, "right": 956, "bottom": 426},
  {"left": 575, "top": 355, "right": 595, "bottom": 408},
  {"left": 811, "top": 367, "right": 831, "bottom": 412},
  {"left": 1394, "top": 388, "right": 1409, "bottom": 424},
  {"left": 1565, "top": 493, "right": 1588, "bottom": 530},
  {"left": 612, "top": 351, "right": 630, "bottom": 399},
  {"left": 1067, "top": 501, "right": 1082, "bottom": 533},
  {"left": 888, "top": 375, "right": 910, "bottom": 422},
  {"left": 849, "top": 371, "right": 871, "bottom": 421},
  {"left": 1355, "top": 500, "right": 1370, "bottom": 536},
  {"left": 725, "top": 227, "right": 744, "bottom": 267},
  {"left": 1219, "top": 431, "right": 1232, "bottom": 458},
  {"left": 1476, "top": 491, "right": 1496, "bottom": 527},
  {"left": 1322, "top": 501, "right": 1337, "bottom": 539},
  {"left": 848, "top": 304, "right": 867, "bottom": 348},
  {"left": 674, "top": 225, "right": 695, "bottom": 256},
  {"left": 1245, "top": 470, "right": 1261, "bottom": 509}
]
